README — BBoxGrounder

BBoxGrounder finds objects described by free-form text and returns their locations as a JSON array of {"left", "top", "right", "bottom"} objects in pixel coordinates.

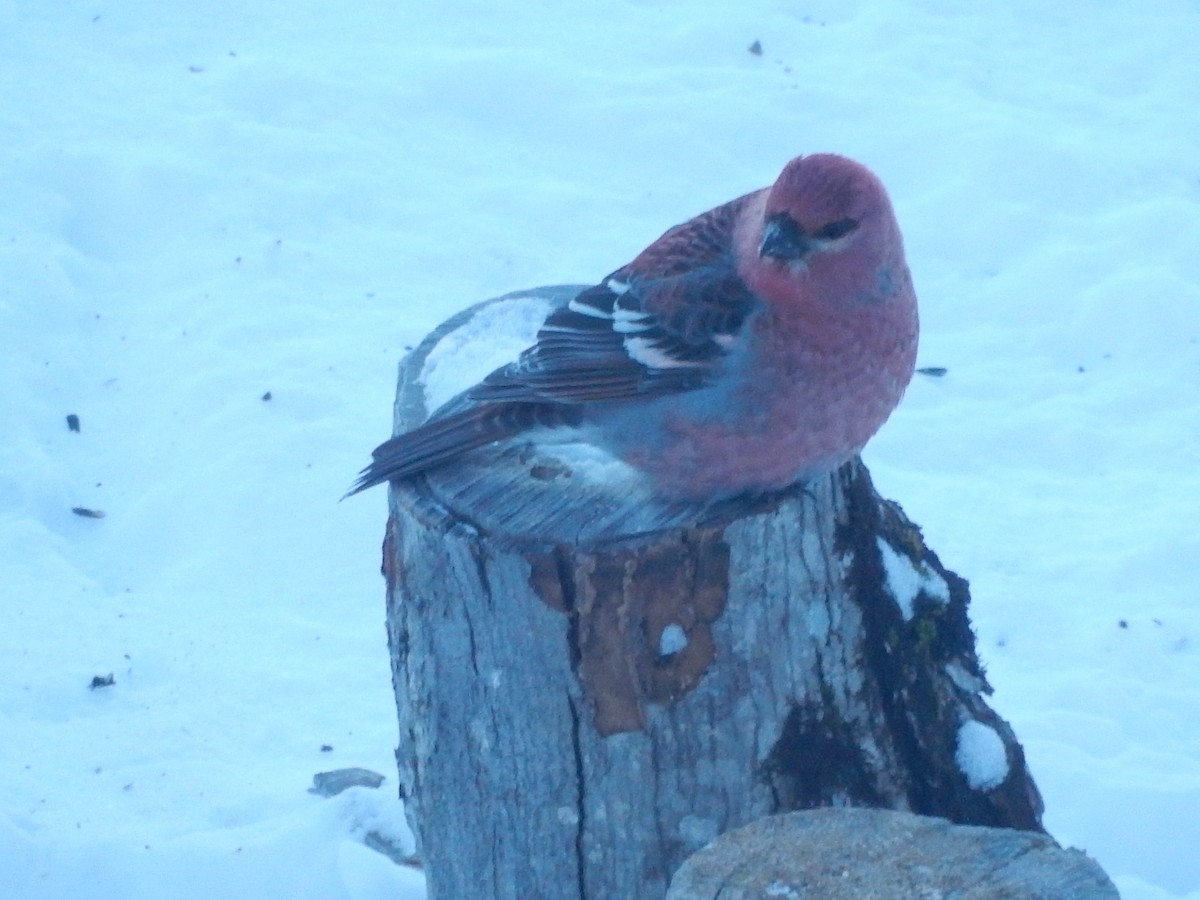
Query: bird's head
[{"left": 758, "top": 153, "right": 892, "bottom": 268}]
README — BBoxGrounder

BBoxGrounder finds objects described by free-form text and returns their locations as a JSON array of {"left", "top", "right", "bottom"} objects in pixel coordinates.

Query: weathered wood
[
  {"left": 667, "top": 808, "right": 1118, "bottom": 899},
  {"left": 381, "top": 287, "right": 1045, "bottom": 900}
]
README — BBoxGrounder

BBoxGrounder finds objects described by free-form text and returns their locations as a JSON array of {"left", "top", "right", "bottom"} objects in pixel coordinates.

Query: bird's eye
[{"left": 814, "top": 218, "right": 858, "bottom": 240}]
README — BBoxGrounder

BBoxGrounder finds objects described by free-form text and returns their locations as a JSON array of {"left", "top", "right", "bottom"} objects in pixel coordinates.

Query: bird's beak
[{"left": 759, "top": 213, "right": 811, "bottom": 261}]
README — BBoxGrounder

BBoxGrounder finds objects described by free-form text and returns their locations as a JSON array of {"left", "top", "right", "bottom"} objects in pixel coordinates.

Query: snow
[
  {"left": 1, "top": 1, "right": 1198, "bottom": 898},
  {"left": 421, "top": 292, "right": 554, "bottom": 412},
  {"left": 660, "top": 624, "right": 689, "bottom": 657},
  {"left": 955, "top": 721, "right": 1009, "bottom": 792},
  {"left": 876, "top": 536, "right": 951, "bottom": 620}
]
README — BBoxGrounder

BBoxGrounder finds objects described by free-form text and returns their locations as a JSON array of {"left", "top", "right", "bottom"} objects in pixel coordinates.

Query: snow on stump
[
  {"left": 380, "top": 287, "right": 1045, "bottom": 900},
  {"left": 666, "top": 807, "right": 1118, "bottom": 899}
]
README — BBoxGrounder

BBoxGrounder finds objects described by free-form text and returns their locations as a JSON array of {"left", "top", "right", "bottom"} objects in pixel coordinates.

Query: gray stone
[
  {"left": 667, "top": 808, "right": 1118, "bottom": 900},
  {"left": 308, "top": 767, "right": 386, "bottom": 797}
]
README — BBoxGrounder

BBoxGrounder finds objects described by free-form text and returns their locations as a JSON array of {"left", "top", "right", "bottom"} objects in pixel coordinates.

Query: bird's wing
[
  {"left": 470, "top": 194, "right": 760, "bottom": 405},
  {"left": 347, "top": 194, "right": 763, "bottom": 496},
  {"left": 345, "top": 402, "right": 582, "bottom": 495}
]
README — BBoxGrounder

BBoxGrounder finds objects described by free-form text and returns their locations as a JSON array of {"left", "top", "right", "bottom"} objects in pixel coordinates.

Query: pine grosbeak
[{"left": 350, "top": 153, "right": 918, "bottom": 501}]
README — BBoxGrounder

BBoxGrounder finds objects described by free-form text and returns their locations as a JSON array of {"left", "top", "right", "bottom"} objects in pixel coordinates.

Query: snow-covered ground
[{"left": 2, "top": 1, "right": 1197, "bottom": 897}]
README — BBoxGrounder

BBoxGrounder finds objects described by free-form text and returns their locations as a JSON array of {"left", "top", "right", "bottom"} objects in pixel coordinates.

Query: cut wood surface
[{"left": 380, "top": 288, "right": 1046, "bottom": 900}]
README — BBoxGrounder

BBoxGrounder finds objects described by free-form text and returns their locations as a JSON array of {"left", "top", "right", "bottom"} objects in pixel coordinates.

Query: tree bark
[{"left": 380, "top": 287, "right": 1044, "bottom": 900}]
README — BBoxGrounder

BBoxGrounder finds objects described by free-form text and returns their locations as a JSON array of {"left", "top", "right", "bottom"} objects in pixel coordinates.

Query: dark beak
[{"left": 759, "top": 213, "right": 811, "bottom": 261}]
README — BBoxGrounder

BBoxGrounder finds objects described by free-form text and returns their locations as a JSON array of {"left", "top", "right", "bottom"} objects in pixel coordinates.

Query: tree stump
[
  {"left": 666, "top": 808, "right": 1117, "bottom": 899},
  {"left": 379, "top": 287, "right": 1044, "bottom": 900}
]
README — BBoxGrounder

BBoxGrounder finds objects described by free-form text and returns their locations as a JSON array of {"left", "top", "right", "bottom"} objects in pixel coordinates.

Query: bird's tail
[{"left": 344, "top": 402, "right": 579, "bottom": 498}]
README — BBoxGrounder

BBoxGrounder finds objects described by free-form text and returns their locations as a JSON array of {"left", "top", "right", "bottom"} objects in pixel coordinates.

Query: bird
[{"left": 349, "top": 153, "right": 918, "bottom": 502}]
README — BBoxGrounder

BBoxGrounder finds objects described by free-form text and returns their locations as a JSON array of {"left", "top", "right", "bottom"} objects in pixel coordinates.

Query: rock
[
  {"left": 308, "top": 767, "right": 385, "bottom": 797},
  {"left": 667, "top": 807, "right": 1118, "bottom": 900}
]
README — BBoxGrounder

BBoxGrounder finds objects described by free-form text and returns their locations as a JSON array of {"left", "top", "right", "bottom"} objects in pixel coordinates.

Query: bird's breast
[{"left": 595, "top": 280, "right": 916, "bottom": 500}]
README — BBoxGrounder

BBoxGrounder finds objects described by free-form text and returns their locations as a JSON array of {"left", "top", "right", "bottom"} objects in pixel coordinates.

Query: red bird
[{"left": 350, "top": 153, "right": 918, "bottom": 501}]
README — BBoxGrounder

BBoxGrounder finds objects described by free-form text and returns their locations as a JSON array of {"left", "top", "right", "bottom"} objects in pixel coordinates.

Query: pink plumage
[{"left": 351, "top": 153, "right": 918, "bottom": 501}]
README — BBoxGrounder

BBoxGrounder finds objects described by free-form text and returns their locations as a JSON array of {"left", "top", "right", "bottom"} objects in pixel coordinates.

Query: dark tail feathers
[{"left": 344, "top": 402, "right": 579, "bottom": 497}]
